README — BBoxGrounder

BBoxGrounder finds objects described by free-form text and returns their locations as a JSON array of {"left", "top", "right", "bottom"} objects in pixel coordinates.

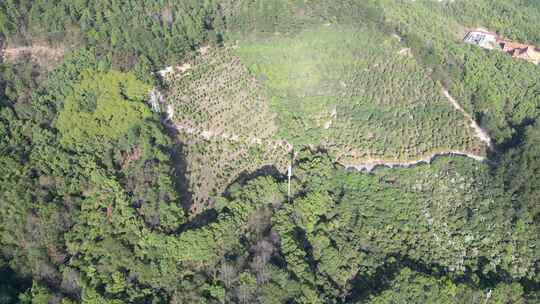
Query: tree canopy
[{"left": 0, "top": 0, "right": 539, "bottom": 303}]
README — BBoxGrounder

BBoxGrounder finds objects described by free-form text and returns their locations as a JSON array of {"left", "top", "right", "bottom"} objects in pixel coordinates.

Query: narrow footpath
[
  {"left": 441, "top": 88, "right": 492, "bottom": 148},
  {"left": 161, "top": 83, "right": 492, "bottom": 173},
  {"left": 341, "top": 88, "right": 492, "bottom": 171}
]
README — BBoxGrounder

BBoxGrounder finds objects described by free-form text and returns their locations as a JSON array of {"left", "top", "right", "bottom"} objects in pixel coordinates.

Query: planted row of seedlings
[{"left": 167, "top": 47, "right": 278, "bottom": 142}]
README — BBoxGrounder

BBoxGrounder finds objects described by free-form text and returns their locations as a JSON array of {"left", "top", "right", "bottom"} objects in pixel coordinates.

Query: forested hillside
[
  {"left": 0, "top": 0, "right": 222, "bottom": 70},
  {"left": 0, "top": 1, "right": 539, "bottom": 303}
]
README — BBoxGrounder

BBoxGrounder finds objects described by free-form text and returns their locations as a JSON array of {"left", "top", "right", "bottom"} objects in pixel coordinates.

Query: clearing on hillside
[
  {"left": 166, "top": 47, "right": 279, "bottom": 142},
  {"left": 234, "top": 25, "right": 486, "bottom": 163},
  {"left": 177, "top": 136, "right": 289, "bottom": 213},
  {"left": 166, "top": 48, "right": 289, "bottom": 210},
  {"left": 165, "top": 25, "right": 488, "bottom": 210}
]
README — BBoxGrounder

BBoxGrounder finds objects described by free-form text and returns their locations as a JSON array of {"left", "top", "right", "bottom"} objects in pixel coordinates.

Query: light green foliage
[
  {"left": 291, "top": 192, "right": 333, "bottom": 234},
  {"left": 64, "top": 170, "right": 147, "bottom": 299},
  {"left": 81, "top": 285, "right": 124, "bottom": 304},
  {"left": 166, "top": 47, "right": 289, "bottom": 211},
  {"left": 235, "top": 25, "right": 484, "bottom": 162},
  {"left": 275, "top": 189, "right": 361, "bottom": 295},
  {"left": 366, "top": 268, "right": 525, "bottom": 304},
  {"left": 380, "top": 0, "right": 540, "bottom": 144},
  {"left": 55, "top": 70, "right": 152, "bottom": 153},
  {"left": 490, "top": 283, "right": 526, "bottom": 304},
  {"left": 18, "top": 281, "right": 51, "bottom": 304},
  {"left": 256, "top": 266, "right": 304, "bottom": 304},
  {"left": 273, "top": 206, "right": 314, "bottom": 284},
  {"left": 338, "top": 158, "right": 536, "bottom": 279}
]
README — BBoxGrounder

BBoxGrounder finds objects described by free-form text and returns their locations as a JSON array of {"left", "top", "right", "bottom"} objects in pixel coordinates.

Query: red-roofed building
[
  {"left": 500, "top": 41, "right": 540, "bottom": 65},
  {"left": 464, "top": 28, "right": 540, "bottom": 65}
]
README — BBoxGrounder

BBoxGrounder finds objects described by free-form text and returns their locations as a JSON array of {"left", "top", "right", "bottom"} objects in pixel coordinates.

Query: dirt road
[{"left": 442, "top": 88, "right": 492, "bottom": 148}]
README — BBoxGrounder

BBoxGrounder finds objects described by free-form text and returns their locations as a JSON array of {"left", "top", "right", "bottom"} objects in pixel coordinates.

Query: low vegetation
[
  {"left": 165, "top": 47, "right": 289, "bottom": 211},
  {"left": 167, "top": 47, "right": 278, "bottom": 142},
  {"left": 177, "top": 135, "right": 289, "bottom": 213},
  {"left": 235, "top": 25, "right": 485, "bottom": 162}
]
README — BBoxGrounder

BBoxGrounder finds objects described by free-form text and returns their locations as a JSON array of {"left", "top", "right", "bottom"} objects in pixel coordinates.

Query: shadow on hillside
[
  {"left": 161, "top": 114, "right": 193, "bottom": 214},
  {"left": 177, "top": 208, "right": 218, "bottom": 232},
  {"left": 0, "top": 266, "right": 32, "bottom": 302},
  {"left": 224, "top": 164, "right": 286, "bottom": 197},
  {"left": 345, "top": 252, "right": 536, "bottom": 303}
]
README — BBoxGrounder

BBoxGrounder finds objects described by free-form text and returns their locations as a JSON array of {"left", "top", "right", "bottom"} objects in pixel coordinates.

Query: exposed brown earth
[{"left": 2, "top": 44, "right": 65, "bottom": 68}]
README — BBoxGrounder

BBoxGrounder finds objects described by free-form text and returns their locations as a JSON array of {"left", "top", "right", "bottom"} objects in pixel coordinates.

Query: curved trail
[
  {"left": 441, "top": 88, "right": 492, "bottom": 148},
  {"left": 340, "top": 89, "right": 492, "bottom": 171},
  {"left": 340, "top": 151, "right": 484, "bottom": 172},
  {"left": 162, "top": 84, "right": 492, "bottom": 173},
  {"left": 165, "top": 105, "right": 293, "bottom": 151},
  {"left": 172, "top": 122, "right": 293, "bottom": 150}
]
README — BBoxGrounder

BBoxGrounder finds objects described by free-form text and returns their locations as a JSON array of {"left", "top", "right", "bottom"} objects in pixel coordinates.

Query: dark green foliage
[
  {"left": 268, "top": 150, "right": 538, "bottom": 302},
  {"left": 448, "top": 0, "right": 540, "bottom": 45},
  {"left": 459, "top": 52, "right": 540, "bottom": 144},
  {"left": 497, "top": 122, "right": 540, "bottom": 241},
  {"left": 0, "top": 1, "right": 539, "bottom": 303},
  {"left": 222, "top": 0, "right": 388, "bottom": 35},
  {"left": 221, "top": 0, "right": 301, "bottom": 33},
  {"left": 365, "top": 268, "right": 525, "bottom": 304},
  {"left": 0, "top": 48, "right": 186, "bottom": 302},
  {"left": 0, "top": 0, "right": 223, "bottom": 66}
]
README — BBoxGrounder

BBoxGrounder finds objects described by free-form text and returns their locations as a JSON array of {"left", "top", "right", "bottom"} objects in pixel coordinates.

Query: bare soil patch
[{"left": 3, "top": 44, "right": 65, "bottom": 69}]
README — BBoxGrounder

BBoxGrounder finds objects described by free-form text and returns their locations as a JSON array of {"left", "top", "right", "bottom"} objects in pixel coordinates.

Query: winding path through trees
[{"left": 441, "top": 88, "right": 492, "bottom": 148}]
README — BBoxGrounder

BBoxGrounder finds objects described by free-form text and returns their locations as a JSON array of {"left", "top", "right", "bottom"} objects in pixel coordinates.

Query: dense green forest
[{"left": 0, "top": 0, "right": 539, "bottom": 303}]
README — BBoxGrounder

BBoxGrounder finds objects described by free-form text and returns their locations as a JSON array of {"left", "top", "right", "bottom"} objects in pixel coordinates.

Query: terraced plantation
[
  {"left": 166, "top": 48, "right": 290, "bottom": 209},
  {"left": 167, "top": 48, "right": 279, "bottom": 142},
  {"left": 235, "top": 25, "right": 486, "bottom": 163},
  {"left": 165, "top": 25, "right": 489, "bottom": 207}
]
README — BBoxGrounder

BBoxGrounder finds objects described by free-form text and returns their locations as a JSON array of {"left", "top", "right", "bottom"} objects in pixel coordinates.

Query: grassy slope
[{"left": 235, "top": 25, "right": 484, "bottom": 162}]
